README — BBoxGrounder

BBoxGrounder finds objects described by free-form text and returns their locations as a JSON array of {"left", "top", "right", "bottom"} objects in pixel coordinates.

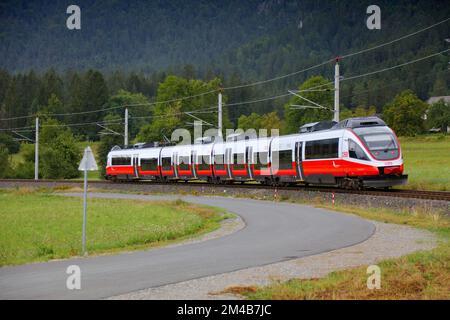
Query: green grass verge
[
  {"left": 399, "top": 135, "right": 450, "bottom": 191},
  {"left": 0, "top": 188, "right": 230, "bottom": 266},
  {"left": 237, "top": 202, "right": 450, "bottom": 300}
]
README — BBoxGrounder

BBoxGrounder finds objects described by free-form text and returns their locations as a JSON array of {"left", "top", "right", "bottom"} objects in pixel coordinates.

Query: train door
[
  {"left": 295, "top": 141, "right": 304, "bottom": 181},
  {"left": 191, "top": 151, "right": 197, "bottom": 179},
  {"left": 173, "top": 151, "right": 179, "bottom": 179},
  {"left": 133, "top": 154, "right": 139, "bottom": 178},
  {"left": 225, "top": 148, "right": 232, "bottom": 179},
  {"left": 246, "top": 146, "right": 253, "bottom": 179}
]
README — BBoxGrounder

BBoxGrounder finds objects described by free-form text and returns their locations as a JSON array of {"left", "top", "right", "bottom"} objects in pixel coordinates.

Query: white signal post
[
  {"left": 218, "top": 92, "right": 223, "bottom": 138},
  {"left": 78, "top": 146, "right": 98, "bottom": 256},
  {"left": 34, "top": 117, "right": 39, "bottom": 180},
  {"left": 334, "top": 57, "right": 340, "bottom": 122}
]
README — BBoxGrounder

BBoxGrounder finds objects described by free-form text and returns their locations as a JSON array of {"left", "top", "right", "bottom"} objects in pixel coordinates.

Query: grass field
[
  {"left": 0, "top": 188, "right": 228, "bottom": 266},
  {"left": 231, "top": 202, "right": 450, "bottom": 300},
  {"left": 399, "top": 135, "right": 450, "bottom": 191}
]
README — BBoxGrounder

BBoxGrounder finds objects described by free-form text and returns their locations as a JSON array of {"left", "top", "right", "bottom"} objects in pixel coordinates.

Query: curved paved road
[{"left": 0, "top": 193, "right": 375, "bottom": 299}]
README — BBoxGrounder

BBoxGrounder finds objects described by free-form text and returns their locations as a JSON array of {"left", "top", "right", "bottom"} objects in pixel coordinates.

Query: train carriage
[
  {"left": 226, "top": 136, "right": 248, "bottom": 181},
  {"left": 175, "top": 144, "right": 194, "bottom": 181},
  {"left": 106, "top": 149, "right": 134, "bottom": 180},
  {"left": 137, "top": 146, "right": 161, "bottom": 180},
  {"left": 211, "top": 141, "right": 228, "bottom": 183},
  {"left": 160, "top": 146, "right": 177, "bottom": 181},
  {"left": 246, "top": 136, "right": 271, "bottom": 183},
  {"left": 270, "top": 134, "right": 302, "bottom": 184},
  {"left": 192, "top": 142, "right": 214, "bottom": 182}
]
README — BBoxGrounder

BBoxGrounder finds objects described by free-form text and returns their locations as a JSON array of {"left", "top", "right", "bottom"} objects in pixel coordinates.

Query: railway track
[{"left": 1, "top": 178, "right": 449, "bottom": 202}]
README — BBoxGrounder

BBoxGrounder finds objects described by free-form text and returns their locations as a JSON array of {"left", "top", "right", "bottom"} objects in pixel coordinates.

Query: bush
[
  {"left": 427, "top": 99, "right": 450, "bottom": 133},
  {"left": 383, "top": 90, "right": 427, "bottom": 136},
  {"left": 40, "top": 130, "right": 81, "bottom": 179},
  {"left": 97, "top": 114, "right": 123, "bottom": 178},
  {"left": 0, "top": 145, "right": 11, "bottom": 178}
]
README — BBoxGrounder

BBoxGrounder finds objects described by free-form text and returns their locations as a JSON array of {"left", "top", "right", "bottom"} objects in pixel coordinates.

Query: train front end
[{"left": 341, "top": 117, "right": 408, "bottom": 189}]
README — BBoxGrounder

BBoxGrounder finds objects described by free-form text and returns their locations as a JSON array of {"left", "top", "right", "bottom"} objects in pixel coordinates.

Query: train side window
[
  {"left": 272, "top": 150, "right": 293, "bottom": 169},
  {"left": 214, "top": 154, "right": 225, "bottom": 170},
  {"left": 233, "top": 153, "right": 245, "bottom": 170},
  {"left": 305, "top": 138, "right": 339, "bottom": 160},
  {"left": 253, "top": 152, "right": 268, "bottom": 170},
  {"left": 178, "top": 156, "right": 190, "bottom": 171},
  {"left": 349, "top": 139, "right": 369, "bottom": 161},
  {"left": 161, "top": 157, "right": 172, "bottom": 171},
  {"left": 141, "top": 158, "right": 158, "bottom": 171},
  {"left": 112, "top": 156, "right": 131, "bottom": 166},
  {"left": 197, "top": 155, "right": 210, "bottom": 171}
]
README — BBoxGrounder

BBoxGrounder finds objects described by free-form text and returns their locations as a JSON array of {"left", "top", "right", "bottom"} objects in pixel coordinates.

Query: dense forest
[{"left": 0, "top": 0, "right": 449, "bottom": 138}]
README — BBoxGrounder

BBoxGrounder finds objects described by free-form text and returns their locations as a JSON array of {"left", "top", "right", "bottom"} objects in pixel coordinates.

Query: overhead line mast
[
  {"left": 334, "top": 57, "right": 341, "bottom": 122},
  {"left": 218, "top": 89, "right": 223, "bottom": 138}
]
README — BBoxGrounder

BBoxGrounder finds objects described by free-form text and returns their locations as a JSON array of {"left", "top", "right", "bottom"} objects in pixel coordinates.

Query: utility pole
[
  {"left": 34, "top": 117, "right": 39, "bottom": 180},
  {"left": 334, "top": 57, "right": 340, "bottom": 122},
  {"left": 124, "top": 108, "right": 128, "bottom": 147},
  {"left": 218, "top": 91, "right": 223, "bottom": 138}
]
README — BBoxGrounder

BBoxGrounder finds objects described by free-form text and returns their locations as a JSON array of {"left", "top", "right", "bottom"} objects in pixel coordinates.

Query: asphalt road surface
[{"left": 0, "top": 193, "right": 375, "bottom": 299}]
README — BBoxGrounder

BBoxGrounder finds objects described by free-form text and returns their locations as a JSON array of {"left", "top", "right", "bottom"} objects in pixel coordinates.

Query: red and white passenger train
[{"left": 106, "top": 117, "right": 408, "bottom": 189}]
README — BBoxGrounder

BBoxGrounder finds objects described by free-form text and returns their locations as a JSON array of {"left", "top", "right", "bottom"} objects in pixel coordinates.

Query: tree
[
  {"left": 68, "top": 70, "right": 109, "bottom": 139},
  {"left": 237, "top": 113, "right": 262, "bottom": 131},
  {"left": 37, "top": 69, "right": 63, "bottom": 108},
  {"left": 39, "top": 119, "right": 81, "bottom": 179},
  {"left": 284, "top": 76, "right": 334, "bottom": 134},
  {"left": 0, "top": 145, "right": 11, "bottom": 178},
  {"left": 353, "top": 105, "right": 377, "bottom": 117},
  {"left": 236, "top": 111, "right": 282, "bottom": 135},
  {"left": 97, "top": 114, "right": 123, "bottom": 178},
  {"left": 108, "top": 90, "right": 150, "bottom": 139},
  {"left": 260, "top": 112, "right": 282, "bottom": 134},
  {"left": 383, "top": 90, "right": 428, "bottom": 136},
  {"left": 430, "top": 74, "right": 448, "bottom": 97},
  {"left": 427, "top": 99, "right": 450, "bottom": 133},
  {"left": 340, "top": 105, "right": 378, "bottom": 120},
  {"left": 39, "top": 93, "right": 63, "bottom": 116},
  {"left": 0, "top": 133, "right": 20, "bottom": 154},
  {"left": 136, "top": 75, "right": 228, "bottom": 143}
]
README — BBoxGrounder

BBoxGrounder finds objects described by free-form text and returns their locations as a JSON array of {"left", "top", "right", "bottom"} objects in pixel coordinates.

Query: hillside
[{"left": 0, "top": 0, "right": 449, "bottom": 125}]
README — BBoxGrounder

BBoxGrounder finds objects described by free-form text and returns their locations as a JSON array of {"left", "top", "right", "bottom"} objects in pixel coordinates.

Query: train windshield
[{"left": 353, "top": 127, "right": 399, "bottom": 160}]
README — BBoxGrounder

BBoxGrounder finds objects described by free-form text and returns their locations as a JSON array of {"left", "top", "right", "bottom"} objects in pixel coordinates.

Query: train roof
[
  {"left": 107, "top": 117, "right": 388, "bottom": 155},
  {"left": 333, "top": 116, "right": 386, "bottom": 129}
]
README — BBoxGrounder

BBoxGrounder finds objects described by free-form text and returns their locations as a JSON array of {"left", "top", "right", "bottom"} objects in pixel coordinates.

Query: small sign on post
[{"left": 78, "top": 146, "right": 98, "bottom": 256}]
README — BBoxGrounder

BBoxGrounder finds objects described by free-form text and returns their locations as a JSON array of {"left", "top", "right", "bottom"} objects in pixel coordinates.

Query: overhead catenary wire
[
  {"left": 0, "top": 106, "right": 218, "bottom": 132},
  {"left": 341, "top": 49, "right": 450, "bottom": 83},
  {"left": 291, "top": 48, "right": 450, "bottom": 93},
  {"left": 4, "top": 45, "right": 445, "bottom": 131},
  {"left": 230, "top": 48, "right": 450, "bottom": 109},
  {"left": 339, "top": 71, "right": 440, "bottom": 100},
  {"left": 220, "top": 17, "right": 450, "bottom": 91}
]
